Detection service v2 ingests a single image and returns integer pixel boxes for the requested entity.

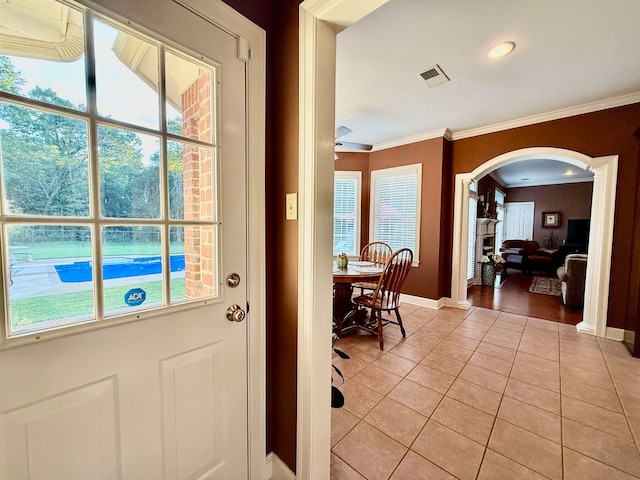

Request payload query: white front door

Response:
[504,201,535,241]
[0,2,249,479]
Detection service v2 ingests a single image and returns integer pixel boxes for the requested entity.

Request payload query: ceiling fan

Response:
[334,126,373,154]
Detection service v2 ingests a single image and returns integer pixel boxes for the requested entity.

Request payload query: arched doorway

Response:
[450,147,618,338]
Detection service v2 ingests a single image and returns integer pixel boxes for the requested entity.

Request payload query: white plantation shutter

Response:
[370,164,421,261]
[333,171,361,255]
[468,197,478,281]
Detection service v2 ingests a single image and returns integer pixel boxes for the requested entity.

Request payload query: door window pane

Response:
[171,225,217,304]
[0,103,90,217]
[94,18,159,129]
[0,0,87,111]
[102,226,163,317]
[6,225,94,336]
[98,124,160,219]
[165,50,214,143]
[167,140,216,221]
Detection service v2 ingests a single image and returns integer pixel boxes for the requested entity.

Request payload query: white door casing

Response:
[0,1,267,479]
[504,202,535,241]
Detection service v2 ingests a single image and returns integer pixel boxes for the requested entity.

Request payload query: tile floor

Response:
[331,304,640,479]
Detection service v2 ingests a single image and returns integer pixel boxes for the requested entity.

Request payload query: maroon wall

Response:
[452,103,640,330]
[222,0,301,471]
[505,183,593,247]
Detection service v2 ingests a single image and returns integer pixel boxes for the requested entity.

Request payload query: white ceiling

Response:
[335,0,640,187]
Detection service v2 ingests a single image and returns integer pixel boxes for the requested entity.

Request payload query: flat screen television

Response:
[567,218,590,250]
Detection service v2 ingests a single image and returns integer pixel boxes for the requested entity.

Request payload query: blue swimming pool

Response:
[54,255,185,283]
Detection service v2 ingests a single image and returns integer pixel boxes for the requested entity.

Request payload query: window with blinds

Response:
[468,196,478,281]
[370,164,422,262]
[333,171,361,255]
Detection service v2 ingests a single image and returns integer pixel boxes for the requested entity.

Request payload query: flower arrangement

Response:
[478,253,505,266]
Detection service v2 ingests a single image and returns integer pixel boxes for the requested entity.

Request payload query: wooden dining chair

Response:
[352,248,413,350]
[354,241,393,294]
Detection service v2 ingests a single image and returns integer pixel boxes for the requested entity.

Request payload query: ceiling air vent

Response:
[418,64,450,87]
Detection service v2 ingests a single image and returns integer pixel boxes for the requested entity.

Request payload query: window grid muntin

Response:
[0,0,220,339]
[333,171,361,256]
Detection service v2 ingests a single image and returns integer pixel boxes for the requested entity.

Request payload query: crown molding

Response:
[450,93,640,141]
[503,177,594,189]
[367,93,640,151]
[371,128,451,152]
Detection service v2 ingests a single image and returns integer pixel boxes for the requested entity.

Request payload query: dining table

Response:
[332,261,384,335]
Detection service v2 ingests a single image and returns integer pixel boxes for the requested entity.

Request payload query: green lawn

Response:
[12,242,185,260]
[11,278,186,326]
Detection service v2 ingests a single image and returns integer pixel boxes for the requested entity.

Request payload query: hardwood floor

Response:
[467,270,582,325]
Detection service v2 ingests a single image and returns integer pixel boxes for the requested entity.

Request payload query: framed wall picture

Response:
[542,211,560,228]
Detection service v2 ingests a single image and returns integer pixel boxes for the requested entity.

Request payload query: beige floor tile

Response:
[619,392,640,419]
[446,378,502,415]
[561,378,623,413]
[340,380,385,418]
[563,448,638,480]
[504,378,561,414]
[364,397,428,446]
[483,332,521,350]
[387,379,443,417]
[452,326,486,341]
[469,351,513,376]
[420,351,466,376]
[412,420,485,480]
[333,355,371,379]
[333,422,408,480]
[510,362,560,392]
[598,337,633,357]
[518,340,560,362]
[406,365,456,394]
[493,319,525,333]
[352,365,403,396]
[489,419,562,480]
[476,341,517,363]
[560,341,604,361]
[431,397,495,445]
[562,418,640,477]
[560,363,616,391]
[388,342,431,362]
[402,332,444,351]
[515,351,559,373]
[332,407,360,447]
[498,396,561,443]
[331,453,366,480]
[372,352,417,377]
[561,351,609,375]
[521,331,560,348]
[486,326,523,343]
[458,319,493,333]
[348,342,387,363]
[496,312,528,325]
[469,307,501,319]
[443,333,481,350]
[526,317,560,332]
[390,450,456,480]
[431,342,475,363]
[478,449,548,480]
[458,363,508,394]
[562,396,634,441]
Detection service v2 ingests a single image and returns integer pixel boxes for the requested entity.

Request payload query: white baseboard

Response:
[605,327,625,341]
[266,452,296,480]
[400,294,470,310]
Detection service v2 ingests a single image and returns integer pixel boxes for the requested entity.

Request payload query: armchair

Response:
[500,240,558,274]
[557,254,588,307]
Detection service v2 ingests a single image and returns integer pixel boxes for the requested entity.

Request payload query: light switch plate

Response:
[286,193,298,220]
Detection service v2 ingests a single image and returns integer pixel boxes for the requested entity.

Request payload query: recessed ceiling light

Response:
[487,41,516,59]
[520,177,530,181]
[564,169,575,176]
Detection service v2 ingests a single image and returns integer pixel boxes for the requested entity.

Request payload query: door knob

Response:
[226,304,246,322]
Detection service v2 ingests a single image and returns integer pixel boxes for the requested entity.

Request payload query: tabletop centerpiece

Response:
[336,252,349,268]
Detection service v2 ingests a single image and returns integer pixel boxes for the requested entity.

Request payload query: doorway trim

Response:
[450,147,618,338]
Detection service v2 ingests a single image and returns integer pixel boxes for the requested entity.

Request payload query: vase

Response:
[336,254,348,268]
[481,263,496,286]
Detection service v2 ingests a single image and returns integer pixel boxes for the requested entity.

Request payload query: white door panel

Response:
[0,2,248,479]
[504,202,535,242]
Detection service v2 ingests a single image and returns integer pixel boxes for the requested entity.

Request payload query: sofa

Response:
[556,254,588,307]
[499,240,558,274]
